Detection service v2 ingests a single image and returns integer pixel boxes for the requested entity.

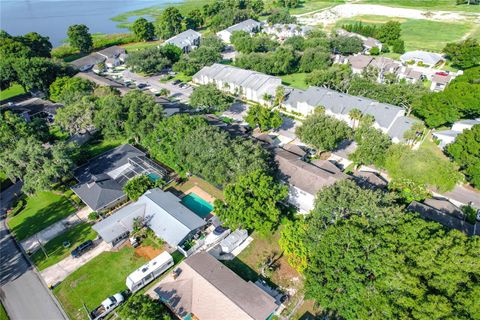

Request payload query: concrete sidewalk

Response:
[21,206,93,253]
[40,240,110,287]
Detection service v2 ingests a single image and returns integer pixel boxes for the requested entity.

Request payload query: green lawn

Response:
[0,302,8,320]
[0,84,25,101]
[281,73,309,90]
[31,222,97,270]
[122,40,163,52]
[289,0,344,14]
[336,15,474,52]
[358,0,480,12]
[7,191,76,241]
[53,247,148,320]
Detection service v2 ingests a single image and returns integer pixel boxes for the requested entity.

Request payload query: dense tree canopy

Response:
[280,180,480,320]
[49,76,95,103]
[189,84,233,112]
[155,7,183,39]
[0,30,52,58]
[329,35,363,55]
[267,9,297,24]
[296,108,352,152]
[55,96,96,134]
[173,46,222,76]
[235,46,299,75]
[119,295,172,320]
[446,124,480,187]
[231,31,278,53]
[0,112,73,194]
[123,175,156,201]
[185,9,204,30]
[214,170,288,234]
[299,47,332,72]
[67,24,93,53]
[126,45,182,75]
[245,105,283,131]
[349,124,392,167]
[443,38,480,69]
[132,18,155,41]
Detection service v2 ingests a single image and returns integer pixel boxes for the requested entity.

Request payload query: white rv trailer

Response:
[126,251,174,292]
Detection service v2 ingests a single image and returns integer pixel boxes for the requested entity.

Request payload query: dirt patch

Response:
[135,245,163,260]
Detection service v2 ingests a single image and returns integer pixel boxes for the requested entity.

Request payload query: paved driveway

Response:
[122,70,193,103]
[0,183,67,320]
[40,240,110,287]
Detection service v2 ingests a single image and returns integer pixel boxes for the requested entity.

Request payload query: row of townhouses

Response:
[193,63,416,143]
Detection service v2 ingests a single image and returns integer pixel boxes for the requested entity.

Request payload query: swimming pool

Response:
[181,193,213,219]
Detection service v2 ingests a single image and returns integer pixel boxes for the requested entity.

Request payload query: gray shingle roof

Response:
[185,252,278,320]
[92,189,207,247]
[224,19,261,33]
[400,51,443,65]
[70,53,105,69]
[387,116,418,141]
[275,148,348,195]
[97,45,126,59]
[164,29,201,49]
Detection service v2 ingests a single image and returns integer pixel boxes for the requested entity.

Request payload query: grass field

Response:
[122,40,163,51]
[281,73,309,90]
[53,247,148,320]
[111,0,211,29]
[289,0,344,14]
[358,0,480,12]
[0,84,25,101]
[7,191,76,241]
[31,223,97,271]
[336,15,474,52]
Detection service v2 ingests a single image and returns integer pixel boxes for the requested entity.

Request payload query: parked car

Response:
[71,240,94,258]
[89,292,125,320]
[435,71,449,76]
[172,80,181,85]
[137,83,148,89]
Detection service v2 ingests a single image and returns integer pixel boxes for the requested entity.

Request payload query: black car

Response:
[172,80,181,85]
[71,240,94,258]
[137,83,147,89]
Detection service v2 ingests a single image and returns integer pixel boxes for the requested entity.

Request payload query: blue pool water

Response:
[181,193,213,219]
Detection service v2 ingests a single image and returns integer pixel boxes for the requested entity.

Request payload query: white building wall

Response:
[287,185,315,214]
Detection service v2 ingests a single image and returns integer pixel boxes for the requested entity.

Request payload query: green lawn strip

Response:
[7,191,76,241]
[111,0,211,29]
[289,0,345,15]
[280,72,309,90]
[336,15,473,52]
[0,302,8,320]
[30,222,97,271]
[53,247,148,320]
[122,40,163,51]
[0,84,26,101]
[358,0,480,12]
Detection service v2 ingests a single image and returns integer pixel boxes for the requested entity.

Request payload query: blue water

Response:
[181,193,213,219]
[0,0,183,47]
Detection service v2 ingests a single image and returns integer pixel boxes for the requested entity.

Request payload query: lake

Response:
[0,0,183,47]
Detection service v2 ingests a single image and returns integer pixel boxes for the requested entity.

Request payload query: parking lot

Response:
[121,70,194,103]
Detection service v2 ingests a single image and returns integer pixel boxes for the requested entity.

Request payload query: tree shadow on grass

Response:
[10,197,76,241]
[222,257,279,290]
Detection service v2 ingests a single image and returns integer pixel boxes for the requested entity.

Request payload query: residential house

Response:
[151,252,279,320]
[216,19,262,43]
[336,29,382,53]
[71,144,170,211]
[397,66,423,84]
[192,63,282,104]
[92,188,207,247]
[70,45,126,71]
[282,86,416,142]
[430,73,452,91]
[275,148,349,213]
[75,72,131,95]
[348,54,374,74]
[400,50,444,66]
[408,198,479,236]
[263,24,313,40]
[433,119,480,149]
[1,97,61,123]
[348,54,401,79]
[164,29,201,53]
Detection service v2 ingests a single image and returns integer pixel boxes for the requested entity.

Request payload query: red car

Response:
[435,71,449,76]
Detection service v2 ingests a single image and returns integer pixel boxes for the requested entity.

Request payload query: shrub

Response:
[9,199,25,216]
[70,194,82,206]
[462,205,477,225]
[88,211,99,221]
[369,47,380,55]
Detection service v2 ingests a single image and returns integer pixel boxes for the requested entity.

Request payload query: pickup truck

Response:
[89,293,124,320]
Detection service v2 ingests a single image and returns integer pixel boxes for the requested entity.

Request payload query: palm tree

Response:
[348,108,362,129]
[359,114,375,127]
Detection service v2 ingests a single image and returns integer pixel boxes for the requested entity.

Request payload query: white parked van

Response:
[126,251,174,292]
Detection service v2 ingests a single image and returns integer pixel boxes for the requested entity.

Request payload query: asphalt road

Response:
[0,183,67,320]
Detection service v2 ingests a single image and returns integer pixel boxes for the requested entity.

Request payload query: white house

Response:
[275,148,349,213]
[70,45,126,71]
[430,73,452,92]
[164,29,201,53]
[263,24,313,40]
[192,63,282,104]
[216,19,262,43]
[400,50,444,66]
[283,86,417,143]
[433,119,480,149]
